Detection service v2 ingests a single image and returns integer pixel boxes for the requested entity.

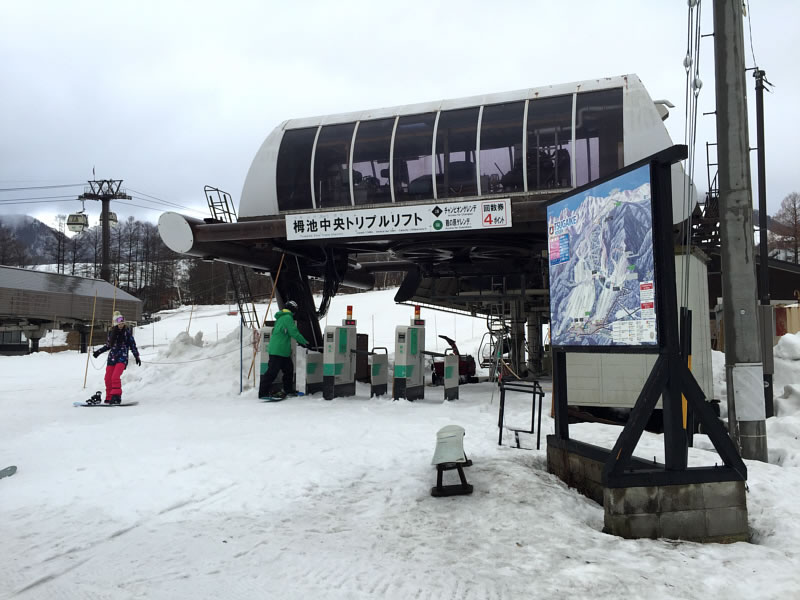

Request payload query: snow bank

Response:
[776,384,800,416]
[774,332,800,360]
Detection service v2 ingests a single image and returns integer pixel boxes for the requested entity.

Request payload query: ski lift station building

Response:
[0,266,142,354]
[159,73,711,404]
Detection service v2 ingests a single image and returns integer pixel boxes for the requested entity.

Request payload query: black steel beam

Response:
[602,355,669,481]
[553,350,569,440]
[680,363,748,478]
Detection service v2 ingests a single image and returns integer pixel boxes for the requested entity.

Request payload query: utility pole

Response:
[712,0,768,461]
[78,180,131,282]
[754,69,774,418]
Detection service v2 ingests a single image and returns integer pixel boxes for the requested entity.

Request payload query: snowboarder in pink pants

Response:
[92,311,141,404]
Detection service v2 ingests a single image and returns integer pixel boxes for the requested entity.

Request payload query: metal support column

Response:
[100,197,111,282]
[754,68,774,418]
[526,311,542,375]
[510,299,526,378]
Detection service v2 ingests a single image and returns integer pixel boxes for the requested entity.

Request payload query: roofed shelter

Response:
[0,266,142,354]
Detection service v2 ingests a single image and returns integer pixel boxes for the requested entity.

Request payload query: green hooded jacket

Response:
[268,309,309,357]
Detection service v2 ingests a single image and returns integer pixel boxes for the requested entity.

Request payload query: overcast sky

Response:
[1,0,797,228]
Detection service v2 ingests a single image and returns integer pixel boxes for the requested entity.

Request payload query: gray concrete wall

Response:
[547,441,606,505]
[604,481,749,543]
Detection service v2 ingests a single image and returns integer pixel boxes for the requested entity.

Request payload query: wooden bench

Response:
[430,425,473,497]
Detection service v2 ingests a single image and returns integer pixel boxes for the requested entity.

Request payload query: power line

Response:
[745,0,758,68]
[129,194,187,209]
[129,194,207,215]
[126,187,172,203]
[0,195,78,204]
[115,199,173,212]
[127,187,207,214]
[0,183,84,192]
[0,182,208,217]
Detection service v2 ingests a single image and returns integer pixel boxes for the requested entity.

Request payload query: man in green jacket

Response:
[258,300,310,399]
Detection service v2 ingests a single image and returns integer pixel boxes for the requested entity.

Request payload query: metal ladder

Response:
[483,277,510,381]
[487,306,509,382]
[204,186,260,330]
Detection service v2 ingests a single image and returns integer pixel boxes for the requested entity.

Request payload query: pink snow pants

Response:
[104,363,127,400]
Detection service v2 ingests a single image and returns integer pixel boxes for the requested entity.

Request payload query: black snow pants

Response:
[258,355,294,397]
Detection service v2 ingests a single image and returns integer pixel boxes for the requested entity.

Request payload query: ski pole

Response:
[83,290,98,389]
[248,252,286,381]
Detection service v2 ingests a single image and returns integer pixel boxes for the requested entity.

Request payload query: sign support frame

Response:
[549,145,747,488]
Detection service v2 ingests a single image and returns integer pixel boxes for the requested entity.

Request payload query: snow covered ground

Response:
[2,289,800,599]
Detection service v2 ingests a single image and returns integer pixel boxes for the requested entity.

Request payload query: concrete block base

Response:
[547,436,749,543]
[604,482,749,543]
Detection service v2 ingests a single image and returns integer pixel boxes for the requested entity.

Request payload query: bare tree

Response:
[773,192,800,263]
[68,232,85,275]
[44,215,68,273]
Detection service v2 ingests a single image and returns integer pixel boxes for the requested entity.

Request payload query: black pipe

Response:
[754,69,774,418]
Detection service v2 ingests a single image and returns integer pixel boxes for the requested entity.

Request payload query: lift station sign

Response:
[546,165,658,348]
[285,199,511,240]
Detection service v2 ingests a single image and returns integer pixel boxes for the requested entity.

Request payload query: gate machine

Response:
[442,354,459,401]
[369,347,389,397]
[322,305,357,400]
[393,305,426,401]
[296,346,324,395]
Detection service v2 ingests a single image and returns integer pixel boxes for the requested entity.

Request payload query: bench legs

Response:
[431,462,473,497]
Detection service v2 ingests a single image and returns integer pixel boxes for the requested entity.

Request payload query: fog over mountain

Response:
[0,214,60,264]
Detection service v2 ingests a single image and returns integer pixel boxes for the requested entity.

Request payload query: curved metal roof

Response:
[280,74,638,129]
[0,266,142,326]
[238,74,678,220]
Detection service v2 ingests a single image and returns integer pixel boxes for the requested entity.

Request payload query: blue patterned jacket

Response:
[96,327,139,366]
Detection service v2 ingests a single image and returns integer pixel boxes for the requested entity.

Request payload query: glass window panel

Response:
[276,128,316,211]
[575,89,624,187]
[435,108,479,199]
[352,118,394,206]
[392,113,436,202]
[314,123,356,208]
[479,102,525,195]
[526,95,573,191]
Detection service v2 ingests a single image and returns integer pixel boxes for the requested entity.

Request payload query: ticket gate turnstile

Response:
[370,347,389,397]
[393,307,426,401]
[322,307,357,399]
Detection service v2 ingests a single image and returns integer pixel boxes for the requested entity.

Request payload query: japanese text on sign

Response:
[285,199,512,240]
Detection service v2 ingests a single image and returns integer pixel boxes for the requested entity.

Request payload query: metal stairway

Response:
[205,186,260,330]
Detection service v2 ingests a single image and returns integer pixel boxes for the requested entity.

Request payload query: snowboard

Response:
[74,401,139,407]
[260,391,303,403]
[0,466,17,480]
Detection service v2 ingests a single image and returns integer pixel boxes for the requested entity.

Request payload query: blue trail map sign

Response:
[547,164,658,348]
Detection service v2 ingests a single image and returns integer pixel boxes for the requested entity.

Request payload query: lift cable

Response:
[680,0,703,312]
